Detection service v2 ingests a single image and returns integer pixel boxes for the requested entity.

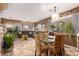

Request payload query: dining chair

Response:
[50,35,65,56]
[44,32,48,40]
[34,34,41,56]
[39,32,49,55]
[49,32,54,36]
[39,33,45,40]
[34,33,48,56]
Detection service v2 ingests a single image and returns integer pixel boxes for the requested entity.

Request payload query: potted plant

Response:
[14,26,19,36]
[2,32,15,55]
[63,21,74,34]
[63,21,74,42]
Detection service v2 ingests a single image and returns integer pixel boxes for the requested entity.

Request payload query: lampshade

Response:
[51,6,59,23]
[51,13,59,20]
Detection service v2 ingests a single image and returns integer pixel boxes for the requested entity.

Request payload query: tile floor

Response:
[13,38,35,56]
[1,37,79,56]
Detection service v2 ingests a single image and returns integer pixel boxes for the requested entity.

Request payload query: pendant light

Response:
[51,6,59,20]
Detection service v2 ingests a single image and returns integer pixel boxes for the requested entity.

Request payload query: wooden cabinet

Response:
[0,3,7,10]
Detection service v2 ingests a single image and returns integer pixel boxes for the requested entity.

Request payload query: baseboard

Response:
[64,44,78,50]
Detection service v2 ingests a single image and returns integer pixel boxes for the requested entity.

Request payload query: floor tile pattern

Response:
[1,38,79,56]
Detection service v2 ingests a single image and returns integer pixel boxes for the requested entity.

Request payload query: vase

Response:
[1,44,14,56]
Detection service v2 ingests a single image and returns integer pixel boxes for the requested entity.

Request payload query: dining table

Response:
[40,35,55,56]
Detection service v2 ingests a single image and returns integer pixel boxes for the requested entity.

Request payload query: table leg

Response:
[48,44,51,56]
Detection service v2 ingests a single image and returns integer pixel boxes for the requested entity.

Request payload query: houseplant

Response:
[13,26,20,37]
[2,32,16,55]
[2,28,16,55]
[63,21,74,34]
[62,21,74,44]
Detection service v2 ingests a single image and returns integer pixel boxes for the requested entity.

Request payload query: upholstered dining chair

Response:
[50,35,65,56]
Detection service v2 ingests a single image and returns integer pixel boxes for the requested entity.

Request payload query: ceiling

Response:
[1,3,79,22]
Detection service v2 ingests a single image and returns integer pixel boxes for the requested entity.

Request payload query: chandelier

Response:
[51,6,59,20]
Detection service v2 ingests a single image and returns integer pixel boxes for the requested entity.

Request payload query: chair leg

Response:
[35,50,36,56]
[35,50,41,56]
[60,48,65,56]
[62,48,65,55]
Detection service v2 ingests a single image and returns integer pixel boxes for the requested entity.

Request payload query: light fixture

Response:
[22,20,26,22]
[51,6,59,20]
[59,22,64,25]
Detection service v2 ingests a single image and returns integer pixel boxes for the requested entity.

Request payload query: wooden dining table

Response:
[40,36,55,56]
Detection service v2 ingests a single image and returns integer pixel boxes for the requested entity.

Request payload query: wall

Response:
[0,18,35,32]
[72,13,79,34]
[35,17,51,31]
[51,14,79,47]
